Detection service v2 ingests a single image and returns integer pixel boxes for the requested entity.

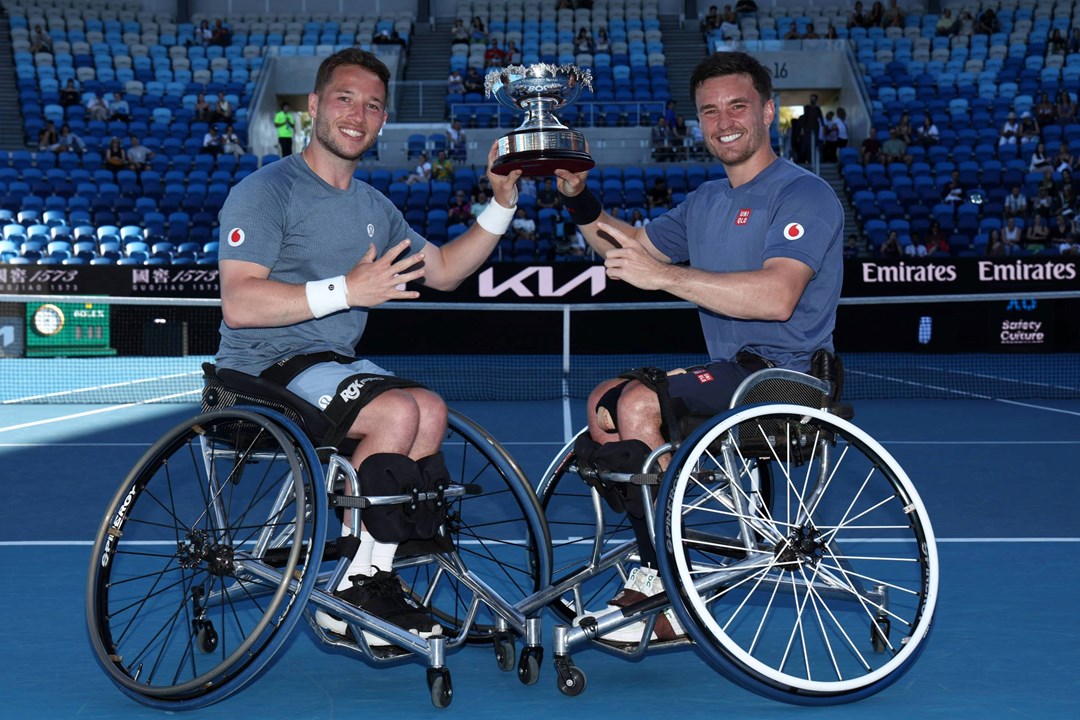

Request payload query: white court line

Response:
[0,391,196,434]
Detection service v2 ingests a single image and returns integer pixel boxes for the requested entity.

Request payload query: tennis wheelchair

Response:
[85,363,553,709]
[534,352,939,704]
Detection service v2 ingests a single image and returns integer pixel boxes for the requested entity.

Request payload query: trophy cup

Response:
[485,64,595,176]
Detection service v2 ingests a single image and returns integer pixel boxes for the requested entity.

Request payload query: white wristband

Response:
[305,275,348,318]
[475,199,517,235]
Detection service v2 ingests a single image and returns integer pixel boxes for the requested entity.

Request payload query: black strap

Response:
[258,351,356,387]
[735,350,777,374]
[617,366,685,445]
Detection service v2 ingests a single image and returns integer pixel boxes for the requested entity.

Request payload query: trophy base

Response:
[491,149,595,177]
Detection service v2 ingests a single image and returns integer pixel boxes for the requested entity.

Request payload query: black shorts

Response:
[664,361,753,419]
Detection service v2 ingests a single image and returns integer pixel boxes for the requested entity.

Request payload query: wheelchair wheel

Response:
[657,404,938,704]
[395,409,552,644]
[535,431,641,626]
[86,408,327,709]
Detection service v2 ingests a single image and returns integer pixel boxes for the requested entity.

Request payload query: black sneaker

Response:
[316,570,442,646]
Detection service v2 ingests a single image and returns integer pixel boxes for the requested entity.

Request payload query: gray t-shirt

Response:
[215,153,425,375]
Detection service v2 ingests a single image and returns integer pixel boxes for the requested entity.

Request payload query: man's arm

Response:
[416,142,522,290]
[219,240,426,329]
[597,222,814,321]
[552,166,670,262]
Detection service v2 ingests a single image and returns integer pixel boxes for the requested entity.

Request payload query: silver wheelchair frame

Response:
[86,365,938,708]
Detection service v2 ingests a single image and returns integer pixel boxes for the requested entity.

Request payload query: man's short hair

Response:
[314,48,391,98]
[690,51,773,105]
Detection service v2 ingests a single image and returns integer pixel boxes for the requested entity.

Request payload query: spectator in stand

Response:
[463,67,484,95]
[37,120,58,152]
[850,1,871,29]
[975,8,1000,35]
[511,207,537,253]
[916,112,939,148]
[1055,90,1076,125]
[1030,141,1053,177]
[843,233,862,259]
[881,128,910,165]
[470,189,491,220]
[924,220,950,255]
[801,94,824,160]
[1019,112,1040,149]
[213,94,234,124]
[1070,27,1080,55]
[868,1,886,27]
[194,92,212,122]
[783,22,801,40]
[504,40,522,65]
[1002,216,1023,255]
[803,23,821,40]
[401,152,432,186]
[55,124,87,156]
[431,150,454,182]
[955,11,975,36]
[861,132,883,164]
[998,111,1020,148]
[469,16,487,45]
[935,9,957,36]
[86,93,109,122]
[59,79,81,108]
[1033,186,1055,218]
[646,177,673,209]
[672,114,690,159]
[108,91,130,122]
[942,172,965,207]
[447,68,465,98]
[984,229,1005,256]
[104,136,128,176]
[630,208,650,227]
[824,24,840,39]
[1025,213,1049,251]
[447,190,472,224]
[210,19,233,47]
[1054,143,1076,174]
[834,108,848,154]
[663,99,678,128]
[595,27,611,53]
[221,125,244,158]
[821,111,840,162]
[275,101,295,156]
[1035,92,1057,128]
[879,230,902,257]
[30,24,52,54]
[883,0,905,28]
[734,0,758,20]
[1004,185,1029,218]
[893,111,914,145]
[650,116,676,161]
[905,233,928,256]
[196,19,213,46]
[202,125,224,157]
[126,135,154,171]
[701,5,722,38]
[575,28,594,54]
[1047,28,1068,55]
[446,118,467,163]
[1048,213,1074,251]
[450,19,470,48]
[536,178,559,211]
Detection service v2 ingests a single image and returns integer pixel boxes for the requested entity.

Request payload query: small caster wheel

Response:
[517,645,543,686]
[557,665,586,697]
[871,614,891,654]
[197,622,218,654]
[494,634,516,672]
[427,667,453,709]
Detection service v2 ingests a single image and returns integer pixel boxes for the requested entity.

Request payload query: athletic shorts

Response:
[285,359,395,411]
[664,361,753,419]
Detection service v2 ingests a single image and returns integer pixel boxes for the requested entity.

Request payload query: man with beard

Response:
[214,49,522,647]
[551,51,843,643]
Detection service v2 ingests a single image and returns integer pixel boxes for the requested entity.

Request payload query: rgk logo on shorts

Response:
[735,208,752,226]
[339,376,383,402]
[692,369,714,383]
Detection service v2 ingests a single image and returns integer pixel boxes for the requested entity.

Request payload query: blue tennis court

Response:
[1,391,1078,719]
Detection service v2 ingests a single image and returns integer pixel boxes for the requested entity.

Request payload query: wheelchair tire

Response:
[86,408,327,709]
[535,431,642,626]
[394,409,552,645]
[656,403,938,704]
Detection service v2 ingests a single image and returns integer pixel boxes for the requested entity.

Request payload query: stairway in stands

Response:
[398,20,452,123]
[658,15,706,124]
[0,7,26,149]
[818,162,859,240]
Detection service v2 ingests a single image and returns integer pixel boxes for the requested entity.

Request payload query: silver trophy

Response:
[485,64,595,176]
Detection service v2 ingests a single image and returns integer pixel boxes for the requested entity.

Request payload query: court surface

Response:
[1,397,1078,719]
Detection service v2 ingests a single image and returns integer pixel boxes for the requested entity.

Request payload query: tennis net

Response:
[1,292,1077,404]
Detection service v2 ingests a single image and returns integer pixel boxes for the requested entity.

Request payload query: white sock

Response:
[337,528,377,592]
[371,540,398,575]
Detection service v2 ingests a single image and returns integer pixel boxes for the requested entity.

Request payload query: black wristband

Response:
[560,187,603,225]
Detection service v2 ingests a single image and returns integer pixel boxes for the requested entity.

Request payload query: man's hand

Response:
[599,222,670,291]
[485,141,522,208]
[552,143,592,198]
[344,239,425,307]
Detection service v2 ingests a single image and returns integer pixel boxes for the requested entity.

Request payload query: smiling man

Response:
[214,49,522,646]
[552,51,844,643]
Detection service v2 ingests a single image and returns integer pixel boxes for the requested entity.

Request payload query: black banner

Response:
[1,257,1077,301]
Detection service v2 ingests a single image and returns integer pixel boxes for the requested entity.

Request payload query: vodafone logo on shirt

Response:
[227,228,245,247]
[783,222,805,240]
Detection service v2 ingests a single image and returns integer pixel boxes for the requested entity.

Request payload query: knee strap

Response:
[415,452,450,539]
[594,380,631,434]
[358,453,425,543]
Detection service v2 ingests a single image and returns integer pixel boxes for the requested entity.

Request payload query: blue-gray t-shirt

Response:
[645,158,844,370]
[215,153,425,375]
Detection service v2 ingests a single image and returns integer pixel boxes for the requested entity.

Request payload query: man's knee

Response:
[615,381,660,428]
[350,389,420,437]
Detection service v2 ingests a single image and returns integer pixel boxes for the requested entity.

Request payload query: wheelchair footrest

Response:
[261,535,360,567]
